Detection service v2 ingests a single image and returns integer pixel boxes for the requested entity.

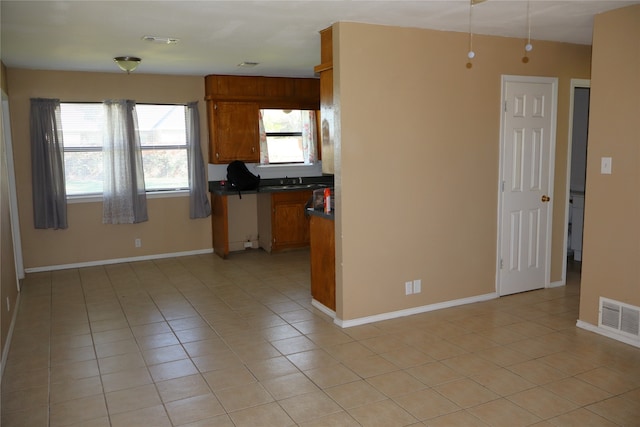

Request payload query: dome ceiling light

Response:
[113,56,141,74]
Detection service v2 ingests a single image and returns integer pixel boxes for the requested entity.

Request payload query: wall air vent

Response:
[599,297,640,339]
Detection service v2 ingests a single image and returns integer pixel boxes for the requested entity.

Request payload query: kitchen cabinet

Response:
[310,214,335,311]
[207,101,259,164]
[258,190,312,253]
[205,74,320,164]
[315,26,335,175]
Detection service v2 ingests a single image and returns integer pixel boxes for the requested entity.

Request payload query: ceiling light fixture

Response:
[522,0,533,63]
[113,56,141,74]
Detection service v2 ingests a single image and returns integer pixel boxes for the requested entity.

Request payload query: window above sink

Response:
[260,109,317,166]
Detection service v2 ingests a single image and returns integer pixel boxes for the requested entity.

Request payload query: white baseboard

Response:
[1,291,21,384]
[311,299,336,318]
[576,319,640,349]
[334,292,497,328]
[24,248,214,273]
[548,280,565,288]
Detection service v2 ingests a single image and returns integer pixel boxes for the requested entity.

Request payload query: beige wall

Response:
[7,69,212,270]
[333,23,591,321]
[579,6,640,325]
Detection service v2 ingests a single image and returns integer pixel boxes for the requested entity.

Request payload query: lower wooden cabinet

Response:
[310,215,336,311]
[258,190,312,253]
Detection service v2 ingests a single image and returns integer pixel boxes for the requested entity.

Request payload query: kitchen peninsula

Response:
[208,176,333,258]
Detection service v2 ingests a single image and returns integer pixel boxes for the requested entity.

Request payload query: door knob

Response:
[541,195,551,202]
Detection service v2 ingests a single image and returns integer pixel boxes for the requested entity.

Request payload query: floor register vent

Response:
[599,297,640,339]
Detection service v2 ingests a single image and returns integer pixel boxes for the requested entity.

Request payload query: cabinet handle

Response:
[216,152,219,159]
[252,146,256,153]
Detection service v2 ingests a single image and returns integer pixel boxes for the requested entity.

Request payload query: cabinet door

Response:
[319,69,334,174]
[209,101,259,163]
[272,191,311,251]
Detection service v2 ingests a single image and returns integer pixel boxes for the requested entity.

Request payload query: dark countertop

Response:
[209,175,334,196]
[306,208,334,220]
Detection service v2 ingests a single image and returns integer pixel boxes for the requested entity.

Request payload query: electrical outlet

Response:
[601,157,612,174]
[413,279,422,294]
[135,238,142,248]
[405,281,413,295]
[244,241,253,249]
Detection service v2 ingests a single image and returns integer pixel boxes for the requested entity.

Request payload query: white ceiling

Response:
[1,1,638,78]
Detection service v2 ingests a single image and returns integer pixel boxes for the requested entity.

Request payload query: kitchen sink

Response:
[260,183,329,192]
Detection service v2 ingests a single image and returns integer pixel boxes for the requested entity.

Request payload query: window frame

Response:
[261,109,306,165]
[60,102,191,200]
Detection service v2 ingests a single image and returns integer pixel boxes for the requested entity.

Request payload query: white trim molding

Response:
[335,292,497,328]
[24,248,214,273]
[577,319,640,349]
[1,292,21,382]
[548,280,565,288]
[311,299,336,319]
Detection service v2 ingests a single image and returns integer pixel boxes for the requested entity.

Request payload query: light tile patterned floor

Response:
[2,251,639,426]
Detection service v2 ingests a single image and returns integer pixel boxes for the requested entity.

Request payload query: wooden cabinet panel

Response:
[315,26,334,175]
[273,202,309,249]
[319,69,334,174]
[205,75,320,110]
[208,101,259,164]
[271,191,312,252]
[310,215,335,311]
[258,191,312,253]
[319,26,333,65]
[211,193,229,258]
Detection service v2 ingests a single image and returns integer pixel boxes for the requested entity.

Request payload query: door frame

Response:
[496,75,558,296]
[561,79,591,284]
[1,91,24,283]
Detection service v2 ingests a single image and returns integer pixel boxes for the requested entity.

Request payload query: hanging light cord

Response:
[525,0,533,51]
[467,1,475,58]
[528,1,531,44]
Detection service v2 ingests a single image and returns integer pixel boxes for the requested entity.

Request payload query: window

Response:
[261,109,305,164]
[60,103,189,196]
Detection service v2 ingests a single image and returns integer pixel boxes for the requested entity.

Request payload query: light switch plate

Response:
[601,157,612,174]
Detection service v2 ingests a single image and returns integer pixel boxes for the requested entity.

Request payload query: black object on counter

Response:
[227,161,260,198]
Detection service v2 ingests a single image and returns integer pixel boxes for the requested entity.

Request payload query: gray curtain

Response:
[186,102,211,219]
[30,98,68,229]
[102,100,148,224]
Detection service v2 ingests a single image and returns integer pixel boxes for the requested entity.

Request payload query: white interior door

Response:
[498,76,557,296]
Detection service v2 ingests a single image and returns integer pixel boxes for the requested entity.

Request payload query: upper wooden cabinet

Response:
[208,101,259,163]
[314,27,335,175]
[205,75,320,164]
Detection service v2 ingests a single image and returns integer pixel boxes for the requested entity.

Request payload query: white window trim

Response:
[67,190,189,204]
